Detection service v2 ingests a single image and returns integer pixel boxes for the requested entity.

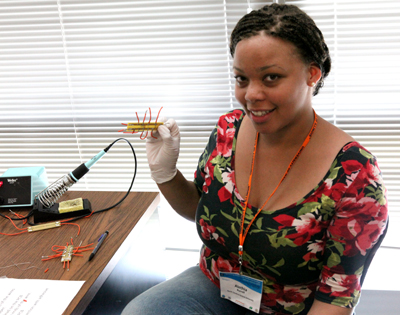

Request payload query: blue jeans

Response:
[121,266,251,315]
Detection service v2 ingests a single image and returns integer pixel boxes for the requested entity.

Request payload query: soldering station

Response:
[0,137,138,227]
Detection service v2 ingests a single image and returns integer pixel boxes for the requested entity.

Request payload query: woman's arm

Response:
[146,118,200,221]
[157,170,200,222]
[308,300,353,315]
[310,144,388,315]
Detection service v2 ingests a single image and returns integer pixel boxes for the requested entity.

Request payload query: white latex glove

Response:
[146,118,180,184]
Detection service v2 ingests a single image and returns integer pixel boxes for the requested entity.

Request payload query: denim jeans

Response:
[121,266,251,315]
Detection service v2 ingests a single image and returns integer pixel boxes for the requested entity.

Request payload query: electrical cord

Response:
[60,137,137,223]
[0,210,32,221]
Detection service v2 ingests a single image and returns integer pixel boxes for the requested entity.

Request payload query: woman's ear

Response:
[308,63,322,87]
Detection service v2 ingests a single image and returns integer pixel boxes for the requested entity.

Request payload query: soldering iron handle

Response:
[70,149,108,181]
[70,163,89,182]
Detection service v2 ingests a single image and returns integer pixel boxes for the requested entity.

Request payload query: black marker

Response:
[88,230,109,261]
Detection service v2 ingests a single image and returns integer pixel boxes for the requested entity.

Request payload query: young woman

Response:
[122,4,388,315]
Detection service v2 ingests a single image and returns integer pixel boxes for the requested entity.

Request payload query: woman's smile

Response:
[249,108,276,123]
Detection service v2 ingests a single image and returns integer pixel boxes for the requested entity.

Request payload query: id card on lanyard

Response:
[220,272,263,314]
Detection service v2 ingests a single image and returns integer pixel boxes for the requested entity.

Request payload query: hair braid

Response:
[230,4,331,96]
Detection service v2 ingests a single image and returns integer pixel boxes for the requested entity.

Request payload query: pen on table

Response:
[88,230,109,262]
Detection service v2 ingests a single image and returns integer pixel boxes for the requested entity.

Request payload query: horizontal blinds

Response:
[0,1,83,189]
[332,0,400,214]
[0,0,237,192]
[0,0,398,213]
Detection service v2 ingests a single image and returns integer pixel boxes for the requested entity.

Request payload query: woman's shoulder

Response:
[340,141,375,159]
[312,116,355,157]
[316,117,376,163]
[317,117,354,143]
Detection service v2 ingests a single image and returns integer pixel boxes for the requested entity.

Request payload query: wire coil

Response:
[36,174,75,208]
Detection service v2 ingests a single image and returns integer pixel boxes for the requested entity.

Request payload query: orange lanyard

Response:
[238,110,318,273]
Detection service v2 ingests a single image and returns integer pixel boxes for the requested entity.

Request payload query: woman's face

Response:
[233,34,320,136]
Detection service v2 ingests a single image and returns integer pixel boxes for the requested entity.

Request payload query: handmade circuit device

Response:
[0,167,49,208]
[42,238,94,270]
[119,107,165,139]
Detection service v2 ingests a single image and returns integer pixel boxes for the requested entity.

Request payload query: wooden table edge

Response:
[66,192,160,315]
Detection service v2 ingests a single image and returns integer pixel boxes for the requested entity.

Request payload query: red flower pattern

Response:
[319,266,361,297]
[274,213,328,246]
[199,219,225,246]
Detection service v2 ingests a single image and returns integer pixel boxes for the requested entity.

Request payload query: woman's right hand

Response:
[146,118,180,184]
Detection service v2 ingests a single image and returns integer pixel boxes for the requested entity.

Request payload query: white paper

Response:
[0,278,84,315]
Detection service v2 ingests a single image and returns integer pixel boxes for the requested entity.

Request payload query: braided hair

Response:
[230,4,331,96]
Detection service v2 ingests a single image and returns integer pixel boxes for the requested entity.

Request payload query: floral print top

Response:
[194,109,388,315]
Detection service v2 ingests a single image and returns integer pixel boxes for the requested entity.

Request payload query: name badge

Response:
[219,272,263,313]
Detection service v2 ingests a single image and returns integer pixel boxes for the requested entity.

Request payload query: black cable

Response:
[0,209,34,221]
[61,137,137,223]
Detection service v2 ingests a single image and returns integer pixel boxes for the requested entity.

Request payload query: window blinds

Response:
[0,0,235,192]
[0,0,398,214]
[299,0,400,215]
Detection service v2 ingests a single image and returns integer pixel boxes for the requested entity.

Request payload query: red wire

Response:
[77,243,94,249]
[140,109,149,140]
[60,222,81,236]
[0,231,28,236]
[0,214,29,235]
[4,215,27,231]
[151,107,163,139]
[10,211,27,225]
[148,107,152,122]
[155,106,163,123]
